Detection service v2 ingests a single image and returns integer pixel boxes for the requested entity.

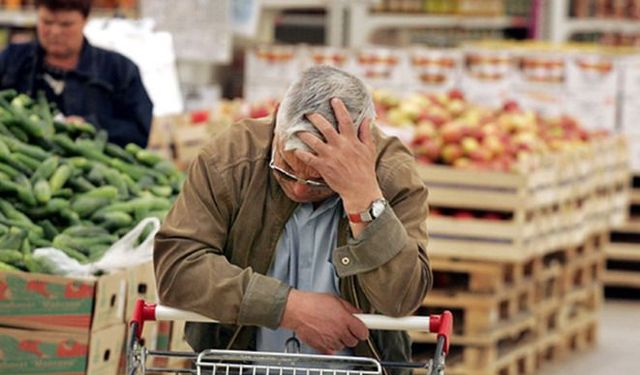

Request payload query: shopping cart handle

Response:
[131,299,452,353]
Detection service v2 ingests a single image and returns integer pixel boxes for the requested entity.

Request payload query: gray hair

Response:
[275,65,376,152]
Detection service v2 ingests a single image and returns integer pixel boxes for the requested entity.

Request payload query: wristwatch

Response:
[348,198,387,223]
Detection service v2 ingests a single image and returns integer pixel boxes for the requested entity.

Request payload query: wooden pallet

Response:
[604,243,640,289]
[421,135,629,262]
[430,257,536,294]
[535,311,599,370]
[412,315,538,375]
[422,281,535,336]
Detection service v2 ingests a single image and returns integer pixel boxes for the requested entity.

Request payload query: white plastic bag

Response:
[33,217,161,277]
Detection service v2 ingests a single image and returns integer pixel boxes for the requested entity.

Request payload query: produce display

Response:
[374,89,606,172]
[0,90,183,273]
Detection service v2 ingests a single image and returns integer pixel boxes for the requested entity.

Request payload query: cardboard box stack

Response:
[0,270,127,374]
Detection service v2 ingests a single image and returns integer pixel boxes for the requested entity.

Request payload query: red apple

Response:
[448,89,465,100]
[482,212,503,220]
[502,100,520,113]
[441,124,463,143]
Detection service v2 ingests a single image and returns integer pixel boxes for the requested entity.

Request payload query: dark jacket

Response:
[0,39,153,147]
[154,117,432,375]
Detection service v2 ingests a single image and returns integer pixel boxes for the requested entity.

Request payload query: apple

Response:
[461,137,480,155]
[448,89,465,100]
[469,148,491,162]
[483,135,505,157]
[502,100,520,113]
[441,143,463,164]
[441,123,463,143]
[422,140,442,161]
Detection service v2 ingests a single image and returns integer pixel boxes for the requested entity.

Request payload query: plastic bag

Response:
[33,217,161,277]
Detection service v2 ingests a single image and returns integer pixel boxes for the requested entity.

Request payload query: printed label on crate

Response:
[512,83,567,119]
[566,54,618,94]
[406,48,461,93]
[0,327,89,374]
[565,92,617,132]
[0,271,125,333]
[350,48,408,90]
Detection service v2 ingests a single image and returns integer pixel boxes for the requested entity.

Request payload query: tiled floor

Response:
[541,300,639,375]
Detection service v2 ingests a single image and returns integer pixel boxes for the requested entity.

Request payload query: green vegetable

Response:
[33,179,52,203]
[49,164,72,192]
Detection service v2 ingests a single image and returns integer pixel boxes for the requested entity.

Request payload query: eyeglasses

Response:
[269,151,328,188]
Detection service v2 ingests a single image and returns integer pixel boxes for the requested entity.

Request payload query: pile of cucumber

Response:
[0,89,183,273]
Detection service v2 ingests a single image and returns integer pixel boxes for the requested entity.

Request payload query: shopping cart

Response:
[127,299,453,375]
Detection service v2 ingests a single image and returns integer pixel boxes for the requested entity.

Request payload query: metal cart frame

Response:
[127,299,453,375]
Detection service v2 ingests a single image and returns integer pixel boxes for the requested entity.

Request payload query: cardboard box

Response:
[125,261,158,321]
[0,323,125,375]
[148,115,181,162]
[0,270,126,333]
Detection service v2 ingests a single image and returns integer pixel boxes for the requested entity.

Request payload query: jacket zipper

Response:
[350,277,389,375]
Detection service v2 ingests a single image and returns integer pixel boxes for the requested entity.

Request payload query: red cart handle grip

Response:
[429,311,452,354]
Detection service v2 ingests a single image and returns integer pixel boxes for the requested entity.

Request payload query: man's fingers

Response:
[340,333,359,348]
[306,113,339,143]
[293,148,319,167]
[337,298,360,314]
[331,98,357,138]
[297,132,329,155]
[348,317,370,341]
[358,117,374,148]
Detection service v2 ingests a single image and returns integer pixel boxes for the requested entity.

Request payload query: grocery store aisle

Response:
[542,300,639,375]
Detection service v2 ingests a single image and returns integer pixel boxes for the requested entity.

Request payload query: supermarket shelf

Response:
[564,19,640,35]
[262,0,329,9]
[360,14,527,30]
[0,8,137,28]
[0,10,36,27]
[348,2,530,47]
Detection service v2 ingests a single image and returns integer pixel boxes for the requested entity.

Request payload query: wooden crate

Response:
[421,281,535,336]
[604,242,640,289]
[430,257,536,295]
[412,315,537,375]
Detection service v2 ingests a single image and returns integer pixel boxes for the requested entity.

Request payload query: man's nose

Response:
[292,182,312,196]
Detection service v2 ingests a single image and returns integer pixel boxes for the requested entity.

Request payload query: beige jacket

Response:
[154,117,432,365]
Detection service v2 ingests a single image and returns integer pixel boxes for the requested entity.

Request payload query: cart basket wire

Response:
[127,300,453,375]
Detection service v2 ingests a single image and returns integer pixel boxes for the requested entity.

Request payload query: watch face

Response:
[371,200,386,218]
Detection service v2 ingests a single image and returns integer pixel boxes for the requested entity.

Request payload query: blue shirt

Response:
[256,196,353,355]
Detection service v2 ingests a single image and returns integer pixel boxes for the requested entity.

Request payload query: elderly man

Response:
[154,66,431,369]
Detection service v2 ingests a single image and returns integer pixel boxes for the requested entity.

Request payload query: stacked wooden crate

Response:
[605,174,640,294]
[413,135,628,375]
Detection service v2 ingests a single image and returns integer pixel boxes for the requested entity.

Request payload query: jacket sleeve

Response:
[104,64,153,148]
[154,151,291,329]
[332,153,432,317]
